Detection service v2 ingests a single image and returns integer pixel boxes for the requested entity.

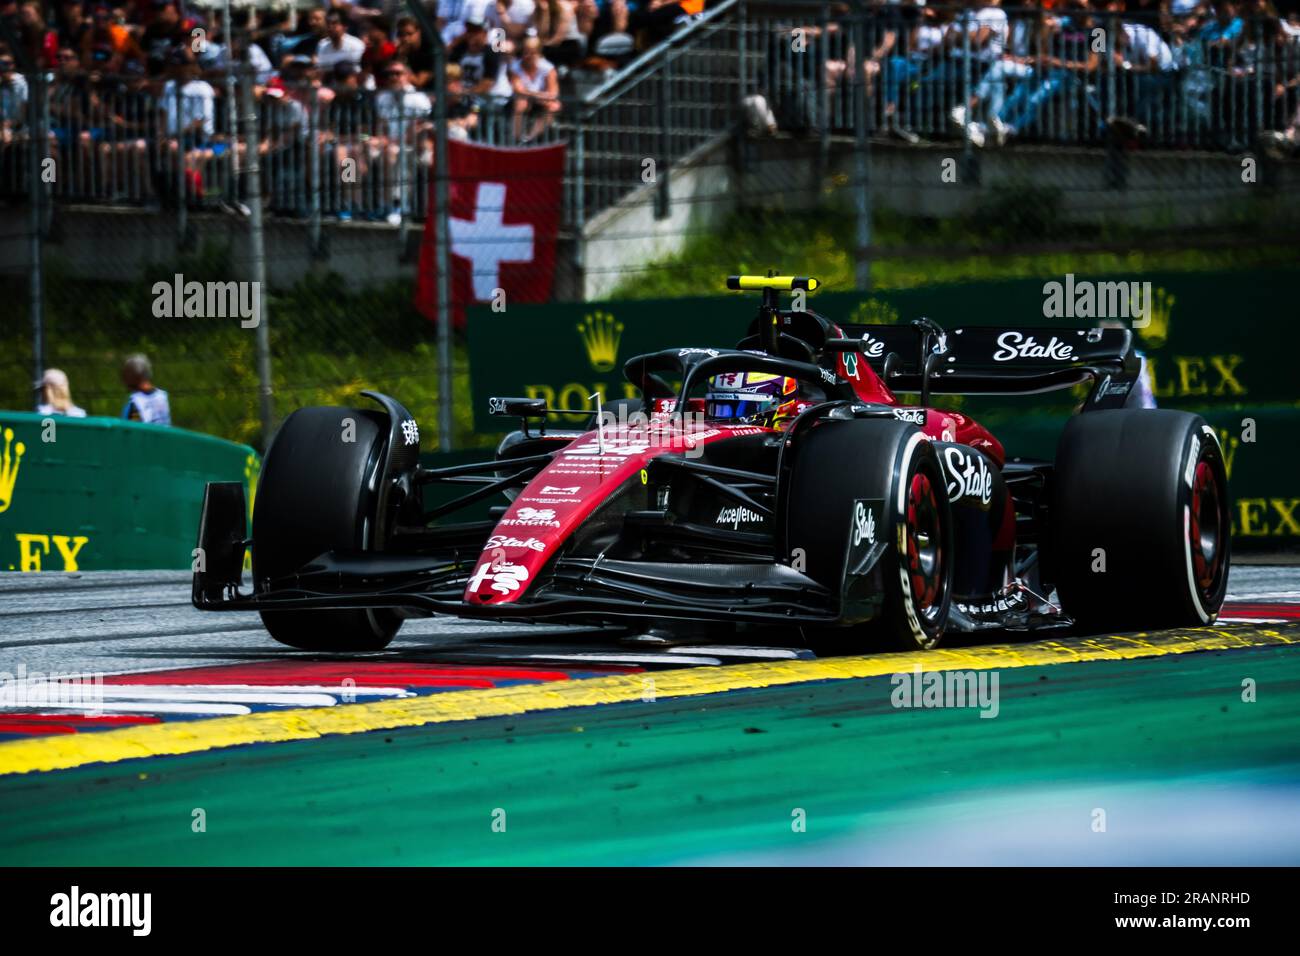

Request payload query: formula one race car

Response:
[193,274,1230,652]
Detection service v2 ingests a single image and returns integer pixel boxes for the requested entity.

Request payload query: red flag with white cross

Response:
[415,139,567,328]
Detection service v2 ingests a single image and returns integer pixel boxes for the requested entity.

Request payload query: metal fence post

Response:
[309,83,322,253]
[961,9,973,173]
[573,120,586,234]
[174,78,187,243]
[656,57,671,220]
[401,0,452,450]
[239,58,274,447]
[816,3,829,184]
[852,6,871,292]
[737,0,749,176]
[27,67,46,409]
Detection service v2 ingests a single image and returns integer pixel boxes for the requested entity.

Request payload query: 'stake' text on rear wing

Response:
[839,324,1141,402]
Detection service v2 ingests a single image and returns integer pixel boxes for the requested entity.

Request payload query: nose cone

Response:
[463,421,731,605]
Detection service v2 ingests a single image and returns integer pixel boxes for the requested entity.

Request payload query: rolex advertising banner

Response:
[0,414,258,572]
[468,268,1297,423]
[467,268,1299,543]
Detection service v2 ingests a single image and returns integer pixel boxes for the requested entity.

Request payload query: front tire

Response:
[1051,409,1230,631]
[787,419,953,651]
[253,406,402,651]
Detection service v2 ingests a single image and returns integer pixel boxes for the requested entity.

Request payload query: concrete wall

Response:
[0,205,420,291]
[4,139,1294,300]
[568,136,1299,298]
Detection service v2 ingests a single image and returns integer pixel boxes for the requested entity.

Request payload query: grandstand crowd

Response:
[747,0,1300,152]
[1,0,1298,220]
[0,0,709,216]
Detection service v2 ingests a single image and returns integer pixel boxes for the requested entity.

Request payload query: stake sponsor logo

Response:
[852,500,876,547]
[992,332,1075,363]
[485,535,546,552]
[860,332,886,357]
[943,446,993,506]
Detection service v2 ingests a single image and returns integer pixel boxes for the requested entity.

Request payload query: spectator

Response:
[57,0,91,55]
[161,50,218,201]
[498,0,539,43]
[374,60,433,224]
[94,58,155,201]
[1200,1,1245,69]
[629,0,703,48]
[140,0,186,77]
[445,62,480,140]
[396,16,436,89]
[437,0,472,45]
[48,44,102,189]
[945,0,1012,146]
[361,16,398,75]
[0,51,28,143]
[286,8,329,63]
[318,11,366,72]
[80,3,145,74]
[1114,6,1178,132]
[969,0,1111,145]
[442,0,504,46]
[17,1,59,71]
[201,20,274,85]
[510,36,560,141]
[120,353,171,425]
[36,369,88,418]
[451,14,505,99]
[538,0,587,69]
[864,0,926,143]
[326,60,374,219]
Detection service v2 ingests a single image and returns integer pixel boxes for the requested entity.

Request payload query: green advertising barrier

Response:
[468,269,1298,543]
[468,269,1298,424]
[0,412,259,572]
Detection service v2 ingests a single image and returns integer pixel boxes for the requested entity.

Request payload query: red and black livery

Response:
[193,275,1231,652]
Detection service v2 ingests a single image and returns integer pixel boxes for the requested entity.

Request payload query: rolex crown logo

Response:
[0,427,26,514]
[577,310,624,373]
[1136,286,1174,348]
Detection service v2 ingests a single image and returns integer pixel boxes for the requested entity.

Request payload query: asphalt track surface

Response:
[0,565,1297,865]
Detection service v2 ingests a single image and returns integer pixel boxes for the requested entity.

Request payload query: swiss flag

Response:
[415,139,566,328]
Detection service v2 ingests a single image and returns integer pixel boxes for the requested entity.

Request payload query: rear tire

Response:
[253,406,402,651]
[787,420,953,651]
[1051,410,1230,631]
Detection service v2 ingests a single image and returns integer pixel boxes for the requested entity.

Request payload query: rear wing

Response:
[839,323,1140,400]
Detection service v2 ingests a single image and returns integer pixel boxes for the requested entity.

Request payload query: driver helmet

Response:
[705,371,800,425]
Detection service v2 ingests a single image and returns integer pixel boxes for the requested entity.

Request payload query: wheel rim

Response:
[1189,458,1225,595]
[905,471,945,623]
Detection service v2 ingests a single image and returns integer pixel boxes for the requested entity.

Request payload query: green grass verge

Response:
[607,203,1298,299]
[0,244,485,451]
